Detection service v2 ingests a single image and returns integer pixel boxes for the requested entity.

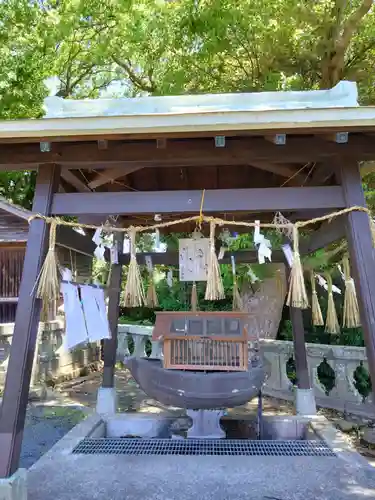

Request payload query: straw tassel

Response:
[191,282,198,311]
[124,228,146,307]
[146,275,159,309]
[342,255,360,328]
[325,273,340,334]
[286,225,309,309]
[232,281,243,311]
[35,220,61,303]
[310,271,324,326]
[205,221,225,301]
[40,298,51,322]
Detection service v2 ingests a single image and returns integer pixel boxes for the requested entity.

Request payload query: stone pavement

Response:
[25,411,375,500]
[20,404,86,469]
[28,456,375,500]
[27,422,375,500]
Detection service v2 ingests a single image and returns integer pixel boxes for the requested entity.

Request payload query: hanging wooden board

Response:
[179,238,209,282]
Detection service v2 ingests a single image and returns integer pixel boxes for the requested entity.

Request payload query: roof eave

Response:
[1,106,375,140]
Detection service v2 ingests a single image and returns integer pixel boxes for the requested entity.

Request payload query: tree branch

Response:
[321,0,373,87]
[112,55,156,93]
[332,0,373,64]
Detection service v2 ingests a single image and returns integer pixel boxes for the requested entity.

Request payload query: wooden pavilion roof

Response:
[0,81,374,233]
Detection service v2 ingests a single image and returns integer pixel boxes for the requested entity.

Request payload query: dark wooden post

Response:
[96,232,124,415]
[0,164,61,478]
[340,160,375,398]
[284,255,315,414]
[290,307,310,390]
[102,232,124,389]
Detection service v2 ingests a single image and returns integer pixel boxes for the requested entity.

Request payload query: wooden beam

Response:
[157,138,167,149]
[117,249,285,266]
[1,135,375,171]
[77,215,109,226]
[319,132,348,144]
[51,186,346,216]
[98,140,108,150]
[56,225,97,257]
[299,217,346,255]
[264,134,286,145]
[339,159,375,402]
[0,164,61,477]
[61,169,91,192]
[88,165,144,189]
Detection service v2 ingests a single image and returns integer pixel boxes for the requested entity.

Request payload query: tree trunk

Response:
[320,0,373,89]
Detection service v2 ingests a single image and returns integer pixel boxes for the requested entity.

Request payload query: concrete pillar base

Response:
[187,410,225,439]
[96,387,117,415]
[295,388,317,416]
[28,384,47,402]
[0,469,27,500]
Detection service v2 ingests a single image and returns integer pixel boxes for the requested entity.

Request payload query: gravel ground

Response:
[20,405,86,469]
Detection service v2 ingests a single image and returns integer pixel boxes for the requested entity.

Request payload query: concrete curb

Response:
[311,415,373,469]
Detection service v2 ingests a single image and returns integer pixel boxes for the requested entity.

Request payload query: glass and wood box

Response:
[152,311,255,372]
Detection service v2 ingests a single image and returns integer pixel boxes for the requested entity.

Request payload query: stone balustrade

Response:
[2,321,374,418]
[118,324,161,359]
[117,324,375,418]
[260,339,374,417]
[0,319,100,388]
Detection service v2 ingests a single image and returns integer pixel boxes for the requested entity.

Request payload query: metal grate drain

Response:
[72,438,336,457]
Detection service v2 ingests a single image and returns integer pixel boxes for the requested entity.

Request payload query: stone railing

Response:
[260,339,374,417]
[0,319,100,388]
[117,324,375,418]
[118,324,161,359]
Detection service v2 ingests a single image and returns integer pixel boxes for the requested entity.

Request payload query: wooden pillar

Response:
[102,232,124,388]
[290,307,310,389]
[340,159,375,397]
[0,164,60,478]
[283,251,311,390]
[284,254,315,414]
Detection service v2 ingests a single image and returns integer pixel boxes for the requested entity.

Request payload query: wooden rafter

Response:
[88,165,145,189]
[249,160,305,184]
[299,217,345,255]
[307,163,334,185]
[61,169,92,192]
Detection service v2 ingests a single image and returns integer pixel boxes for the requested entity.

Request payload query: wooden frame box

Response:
[153,311,253,372]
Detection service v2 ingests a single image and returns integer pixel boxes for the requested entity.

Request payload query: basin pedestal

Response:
[186,410,226,439]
